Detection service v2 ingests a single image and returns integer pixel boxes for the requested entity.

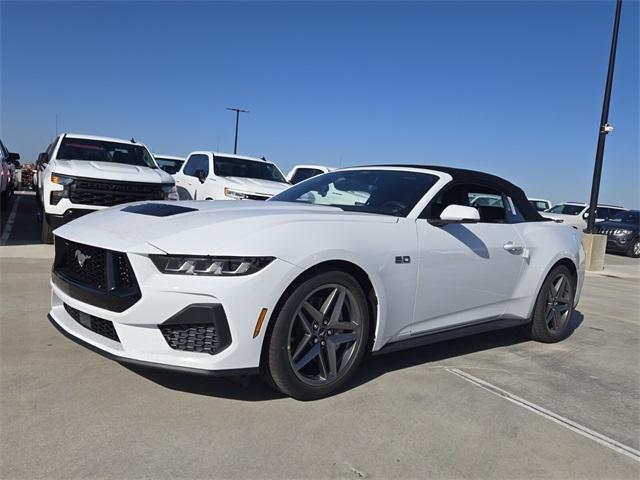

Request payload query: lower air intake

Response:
[159,324,224,355]
[64,304,120,342]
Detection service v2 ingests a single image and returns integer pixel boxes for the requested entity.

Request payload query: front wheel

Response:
[626,239,640,258]
[524,265,576,343]
[263,270,370,400]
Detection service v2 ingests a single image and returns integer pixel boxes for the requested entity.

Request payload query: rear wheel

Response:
[627,239,640,258]
[264,270,369,400]
[41,215,53,244]
[524,265,575,343]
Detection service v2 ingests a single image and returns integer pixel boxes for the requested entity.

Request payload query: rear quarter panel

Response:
[507,221,584,319]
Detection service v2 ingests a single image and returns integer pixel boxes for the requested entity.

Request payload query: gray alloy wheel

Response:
[524,264,575,343]
[543,273,572,333]
[287,284,364,386]
[264,270,370,400]
[628,239,640,258]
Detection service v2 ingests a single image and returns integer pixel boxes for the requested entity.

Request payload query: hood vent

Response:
[122,203,198,217]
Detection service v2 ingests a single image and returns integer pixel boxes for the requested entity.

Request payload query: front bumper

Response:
[49,250,303,373]
[605,236,635,253]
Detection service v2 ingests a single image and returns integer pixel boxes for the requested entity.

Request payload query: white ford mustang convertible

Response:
[49,165,585,399]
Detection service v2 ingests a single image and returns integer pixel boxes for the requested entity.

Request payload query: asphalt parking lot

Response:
[1,192,639,479]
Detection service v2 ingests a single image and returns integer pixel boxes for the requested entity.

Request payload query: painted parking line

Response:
[446,367,640,462]
[0,195,21,245]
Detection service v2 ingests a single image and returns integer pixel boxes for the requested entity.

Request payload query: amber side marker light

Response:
[253,308,268,338]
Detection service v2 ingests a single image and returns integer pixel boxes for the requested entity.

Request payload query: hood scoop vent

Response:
[122,203,198,217]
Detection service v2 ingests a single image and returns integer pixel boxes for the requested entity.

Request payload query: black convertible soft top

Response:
[367,164,547,222]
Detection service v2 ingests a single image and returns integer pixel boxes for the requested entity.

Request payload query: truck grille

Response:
[64,304,120,342]
[69,177,165,207]
[245,193,270,201]
[53,238,141,311]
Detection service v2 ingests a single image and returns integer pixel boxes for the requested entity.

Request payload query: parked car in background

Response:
[174,151,289,200]
[154,155,185,175]
[286,165,335,184]
[541,202,625,230]
[528,198,552,212]
[48,165,584,400]
[0,139,20,209]
[593,210,640,258]
[37,133,177,243]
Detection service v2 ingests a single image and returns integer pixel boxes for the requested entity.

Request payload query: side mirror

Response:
[37,152,49,166]
[582,211,590,219]
[197,170,207,183]
[8,152,20,162]
[430,205,480,226]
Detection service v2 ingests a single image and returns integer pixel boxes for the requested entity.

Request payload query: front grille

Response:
[69,177,165,207]
[64,304,120,342]
[53,238,141,311]
[159,324,225,355]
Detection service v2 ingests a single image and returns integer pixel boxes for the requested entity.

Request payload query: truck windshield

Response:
[56,138,157,169]
[547,204,584,215]
[213,156,287,183]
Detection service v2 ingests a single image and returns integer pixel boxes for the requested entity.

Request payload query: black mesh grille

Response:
[69,178,165,207]
[53,238,141,311]
[64,304,120,342]
[159,324,225,355]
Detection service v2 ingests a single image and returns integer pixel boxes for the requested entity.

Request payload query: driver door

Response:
[176,154,208,200]
[411,184,527,334]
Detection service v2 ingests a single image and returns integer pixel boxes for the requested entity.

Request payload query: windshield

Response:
[608,210,639,224]
[270,169,439,217]
[547,204,584,215]
[213,156,287,183]
[155,157,184,174]
[56,138,157,169]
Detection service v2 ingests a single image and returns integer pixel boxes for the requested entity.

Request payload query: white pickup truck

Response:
[174,151,289,200]
[37,133,177,243]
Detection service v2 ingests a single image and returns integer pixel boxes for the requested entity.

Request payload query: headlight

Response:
[149,255,275,276]
[613,229,632,236]
[162,184,178,201]
[224,187,249,200]
[51,173,74,186]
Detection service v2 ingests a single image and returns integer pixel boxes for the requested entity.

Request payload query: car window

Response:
[529,200,548,211]
[213,156,287,183]
[608,211,639,224]
[183,154,209,178]
[547,204,584,215]
[291,168,324,184]
[156,157,184,175]
[271,169,439,217]
[425,183,525,224]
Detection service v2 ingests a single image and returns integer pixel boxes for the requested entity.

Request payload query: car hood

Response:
[218,176,289,196]
[540,212,582,222]
[54,200,398,254]
[50,159,174,184]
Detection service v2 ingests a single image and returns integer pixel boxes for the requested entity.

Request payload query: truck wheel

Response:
[41,216,53,244]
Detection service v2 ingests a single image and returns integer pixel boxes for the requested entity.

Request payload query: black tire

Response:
[524,265,575,343]
[264,270,370,400]
[0,190,8,211]
[626,238,640,258]
[41,215,53,244]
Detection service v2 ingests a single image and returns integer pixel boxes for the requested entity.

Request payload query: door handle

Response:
[503,241,524,254]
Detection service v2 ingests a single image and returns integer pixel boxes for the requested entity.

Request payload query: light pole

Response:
[226,107,248,154]
[586,0,623,233]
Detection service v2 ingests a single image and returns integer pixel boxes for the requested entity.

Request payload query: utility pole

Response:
[586,0,622,233]
[226,107,248,154]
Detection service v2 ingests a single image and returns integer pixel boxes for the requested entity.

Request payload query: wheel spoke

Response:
[331,332,357,346]
[328,289,346,325]
[320,288,338,315]
[302,301,323,324]
[553,276,565,295]
[332,321,359,333]
[553,309,561,330]
[317,348,329,378]
[545,307,555,328]
[291,333,312,361]
[294,344,320,371]
[297,311,313,334]
[557,304,570,314]
[324,341,338,380]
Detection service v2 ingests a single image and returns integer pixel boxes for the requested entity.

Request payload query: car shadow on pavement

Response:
[125,311,584,402]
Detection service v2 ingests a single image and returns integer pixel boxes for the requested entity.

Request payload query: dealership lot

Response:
[1,193,639,479]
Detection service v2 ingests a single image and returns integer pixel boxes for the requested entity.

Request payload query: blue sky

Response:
[1,1,638,207]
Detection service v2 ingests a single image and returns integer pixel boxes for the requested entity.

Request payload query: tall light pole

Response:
[586,0,623,233]
[226,107,248,154]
